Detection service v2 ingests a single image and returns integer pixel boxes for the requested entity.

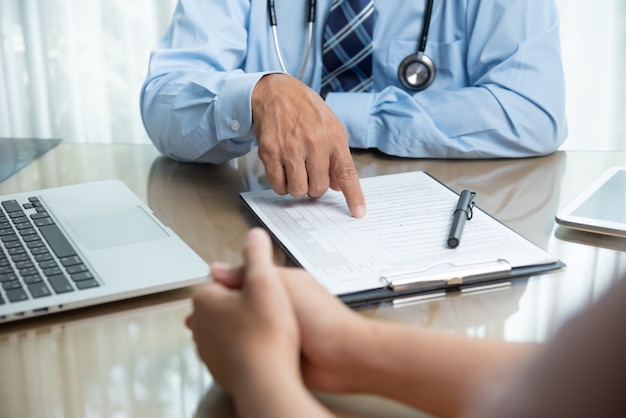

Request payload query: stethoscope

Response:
[268,0,436,91]
[397,0,435,91]
[268,0,316,80]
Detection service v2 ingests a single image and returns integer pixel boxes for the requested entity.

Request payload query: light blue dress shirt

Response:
[140,0,567,163]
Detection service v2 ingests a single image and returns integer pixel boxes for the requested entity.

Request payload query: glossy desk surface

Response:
[1,144,625,418]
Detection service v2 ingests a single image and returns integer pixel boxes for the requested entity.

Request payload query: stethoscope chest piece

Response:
[398,53,435,91]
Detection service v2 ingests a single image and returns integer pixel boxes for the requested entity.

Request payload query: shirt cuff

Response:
[325,92,373,148]
[215,71,279,142]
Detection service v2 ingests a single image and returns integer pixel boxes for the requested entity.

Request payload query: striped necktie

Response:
[321,0,374,96]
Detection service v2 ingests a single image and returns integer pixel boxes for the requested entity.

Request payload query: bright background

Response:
[0,0,624,150]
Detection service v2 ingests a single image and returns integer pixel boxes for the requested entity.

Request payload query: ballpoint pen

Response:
[447,190,476,248]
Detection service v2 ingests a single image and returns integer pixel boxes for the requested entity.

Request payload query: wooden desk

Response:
[1,144,625,418]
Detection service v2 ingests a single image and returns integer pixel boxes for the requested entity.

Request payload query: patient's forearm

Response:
[342,320,537,417]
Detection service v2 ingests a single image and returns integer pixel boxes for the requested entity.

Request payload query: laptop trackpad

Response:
[66,206,168,250]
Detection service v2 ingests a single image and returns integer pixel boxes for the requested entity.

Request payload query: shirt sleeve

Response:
[140,0,271,164]
[326,0,568,159]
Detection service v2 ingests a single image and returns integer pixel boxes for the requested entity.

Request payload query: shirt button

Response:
[230,119,241,131]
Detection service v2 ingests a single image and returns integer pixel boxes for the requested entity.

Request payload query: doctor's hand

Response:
[251,74,366,218]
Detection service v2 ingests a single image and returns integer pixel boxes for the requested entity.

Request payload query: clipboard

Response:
[240,171,564,306]
[340,259,563,307]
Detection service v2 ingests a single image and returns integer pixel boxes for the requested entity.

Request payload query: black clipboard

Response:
[240,171,565,306]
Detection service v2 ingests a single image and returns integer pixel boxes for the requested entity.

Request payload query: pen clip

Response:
[455,191,476,220]
[381,259,512,291]
[466,195,475,219]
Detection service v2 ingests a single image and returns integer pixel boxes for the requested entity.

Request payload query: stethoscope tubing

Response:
[268,0,315,79]
[268,0,435,90]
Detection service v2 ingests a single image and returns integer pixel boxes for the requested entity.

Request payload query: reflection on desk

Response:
[147,157,250,265]
[1,145,626,418]
[0,298,211,418]
[555,226,626,253]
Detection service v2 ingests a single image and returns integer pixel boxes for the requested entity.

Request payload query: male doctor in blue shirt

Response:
[140,0,567,218]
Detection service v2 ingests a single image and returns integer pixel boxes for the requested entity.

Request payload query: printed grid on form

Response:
[246,172,552,295]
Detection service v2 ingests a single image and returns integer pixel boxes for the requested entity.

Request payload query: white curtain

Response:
[0,0,177,144]
[555,0,626,151]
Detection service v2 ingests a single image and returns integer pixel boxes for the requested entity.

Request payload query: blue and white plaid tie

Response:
[321,0,375,96]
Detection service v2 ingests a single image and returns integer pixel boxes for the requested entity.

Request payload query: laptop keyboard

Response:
[0,197,99,305]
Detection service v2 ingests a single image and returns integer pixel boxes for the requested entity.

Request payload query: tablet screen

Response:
[571,169,626,222]
[556,167,626,238]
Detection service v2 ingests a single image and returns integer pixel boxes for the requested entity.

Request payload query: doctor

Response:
[141,0,567,217]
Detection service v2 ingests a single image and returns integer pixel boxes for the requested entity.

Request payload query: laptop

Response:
[0,179,210,323]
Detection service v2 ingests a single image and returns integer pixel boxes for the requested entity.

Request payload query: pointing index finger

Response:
[330,151,366,218]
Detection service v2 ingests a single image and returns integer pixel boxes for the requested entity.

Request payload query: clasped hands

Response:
[185,228,364,417]
[251,74,366,218]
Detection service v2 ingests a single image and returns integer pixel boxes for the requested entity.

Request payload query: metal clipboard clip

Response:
[381,259,512,292]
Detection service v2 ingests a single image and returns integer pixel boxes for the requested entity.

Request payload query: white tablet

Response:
[556,166,626,238]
